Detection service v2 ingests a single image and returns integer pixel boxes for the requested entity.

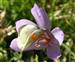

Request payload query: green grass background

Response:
[0,0,75,62]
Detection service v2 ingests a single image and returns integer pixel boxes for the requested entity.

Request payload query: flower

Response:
[10,4,64,60]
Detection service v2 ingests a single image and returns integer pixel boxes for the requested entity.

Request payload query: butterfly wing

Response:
[17,25,43,51]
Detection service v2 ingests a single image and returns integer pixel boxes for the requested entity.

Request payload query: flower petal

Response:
[47,43,61,60]
[10,38,21,51]
[46,33,61,59]
[31,4,50,30]
[51,27,64,45]
[16,19,36,32]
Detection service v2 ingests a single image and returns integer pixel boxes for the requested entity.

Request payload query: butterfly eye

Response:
[31,33,39,41]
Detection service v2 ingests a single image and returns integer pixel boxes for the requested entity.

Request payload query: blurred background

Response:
[0,0,75,62]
